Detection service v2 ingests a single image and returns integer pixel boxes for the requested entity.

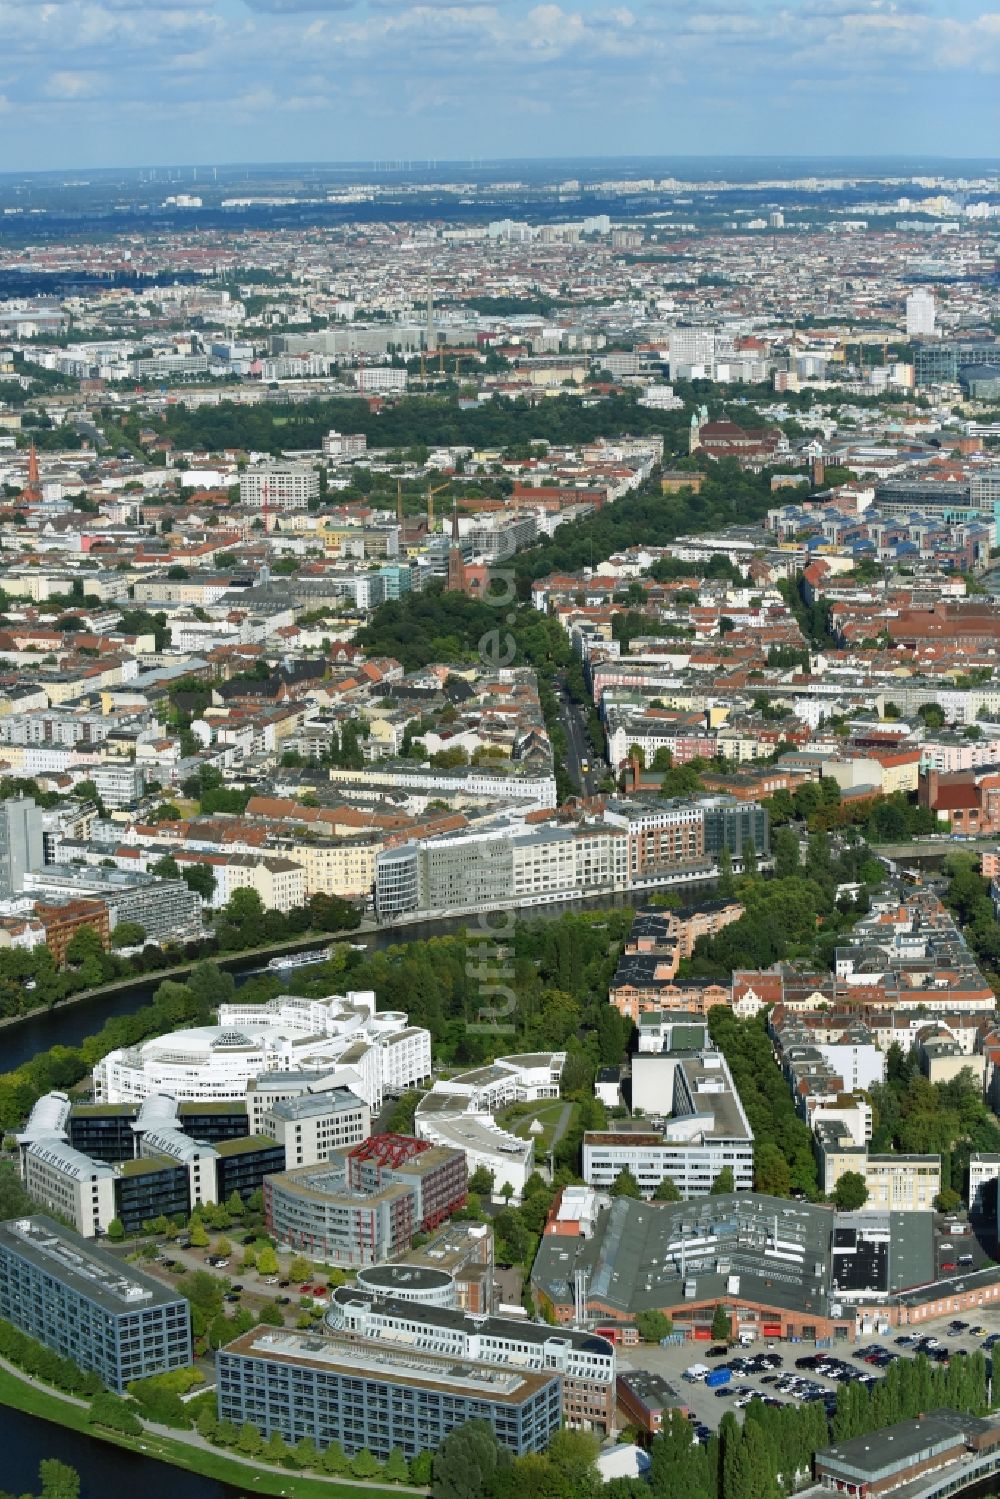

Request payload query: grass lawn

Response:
[497,1098,577,1151]
[0,1366,415,1499]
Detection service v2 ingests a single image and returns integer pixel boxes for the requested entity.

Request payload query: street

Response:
[556,678,603,796]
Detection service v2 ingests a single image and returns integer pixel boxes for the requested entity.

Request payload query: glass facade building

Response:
[0,1215,191,1392]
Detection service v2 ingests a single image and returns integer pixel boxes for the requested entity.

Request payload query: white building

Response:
[239,464,320,511]
[906,290,936,338]
[415,1053,565,1203]
[94,989,432,1111]
[264,1088,370,1169]
[22,1140,117,1238]
[322,430,367,463]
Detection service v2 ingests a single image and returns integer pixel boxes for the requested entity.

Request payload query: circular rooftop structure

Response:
[356,1263,456,1307]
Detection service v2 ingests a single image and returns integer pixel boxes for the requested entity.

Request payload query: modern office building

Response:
[264,1134,467,1267]
[0,795,44,898]
[415,1053,566,1203]
[22,1140,118,1238]
[914,340,1000,387]
[19,1089,288,1236]
[327,1284,616,1432]
[264,1088,371,1168]
[0,1216,191,1392]
[94,989,431,1111]
[581,1017,753,1199]
[216,1327,562,1459]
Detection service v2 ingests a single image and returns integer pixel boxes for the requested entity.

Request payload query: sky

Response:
[1,0,1000,171]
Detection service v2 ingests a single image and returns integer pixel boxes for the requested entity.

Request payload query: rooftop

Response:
[0,1215,186,1316]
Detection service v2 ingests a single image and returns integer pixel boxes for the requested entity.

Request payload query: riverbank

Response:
[0,929,355,1036]
[0,1361,425,1499]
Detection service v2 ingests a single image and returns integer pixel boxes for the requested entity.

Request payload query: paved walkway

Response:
[0,1354,429,1494]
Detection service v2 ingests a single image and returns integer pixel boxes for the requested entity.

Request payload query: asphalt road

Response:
[556,681,603,796]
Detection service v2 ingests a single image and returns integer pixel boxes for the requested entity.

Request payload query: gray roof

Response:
[0,1215,186,1316]
[329,1283,614,1356]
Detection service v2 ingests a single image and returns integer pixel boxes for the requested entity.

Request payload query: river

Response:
[0,888,655,1072]
[4,1405,242,1498]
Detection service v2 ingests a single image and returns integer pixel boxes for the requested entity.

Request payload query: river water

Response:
[0,890,649,1072]
[4,1405,242,1498]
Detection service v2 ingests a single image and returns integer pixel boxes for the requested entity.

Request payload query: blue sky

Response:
[2,0,999,170]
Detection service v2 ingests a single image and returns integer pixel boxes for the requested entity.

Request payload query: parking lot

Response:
[618,1312,1000,1436]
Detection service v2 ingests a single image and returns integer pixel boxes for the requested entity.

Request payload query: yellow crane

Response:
[426,479,450,531]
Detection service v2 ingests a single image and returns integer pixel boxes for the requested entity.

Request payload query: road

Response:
[555,679,603,796]
[874,837,996,860]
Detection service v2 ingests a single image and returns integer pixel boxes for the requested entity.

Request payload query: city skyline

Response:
[1,0,998,171]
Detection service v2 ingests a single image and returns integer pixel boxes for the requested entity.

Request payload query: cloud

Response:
[43,68,106,97]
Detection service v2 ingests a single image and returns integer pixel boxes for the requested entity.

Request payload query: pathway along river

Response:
[4,1404,244,1498]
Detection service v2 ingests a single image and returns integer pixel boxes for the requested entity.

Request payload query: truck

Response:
[683,1363,710,1383]
[705,1367,732,1389]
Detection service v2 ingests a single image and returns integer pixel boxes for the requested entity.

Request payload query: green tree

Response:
[652,1176,682,1202]
[384,1448,411,1483]
[635,1310,673,1342]
[256,1246,279,1275]
[433,1420,509,1499]
[772,826,800,879]
[111,921,146,950]
[609,1168,642,1199]
[712,1303,731,1341]
[754,1142,792,1198]
[189,1218,209,1248]
[711,1166,735,1195]
[39,1459,81,1499]
[237,1421,263,1455]
[351,1449,383,1479]
[833,1171,869,1211]
[106,1218,125,1241]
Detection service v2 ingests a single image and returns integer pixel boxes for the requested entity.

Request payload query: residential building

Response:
[815,1122,941,1210]
[34,897,110,965]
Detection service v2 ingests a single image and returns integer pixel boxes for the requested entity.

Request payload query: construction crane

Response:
[426,479,450,531]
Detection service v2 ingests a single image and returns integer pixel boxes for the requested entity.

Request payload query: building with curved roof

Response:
[93,988,431,1109]
[414,1052,565,1203]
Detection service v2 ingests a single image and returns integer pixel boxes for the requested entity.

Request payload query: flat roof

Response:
[330,1283,614,1357]
[817,1410,990,1480]
[221,1326,559,1405]
[0,1215,186,1316]
[214,1133,283,1158]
